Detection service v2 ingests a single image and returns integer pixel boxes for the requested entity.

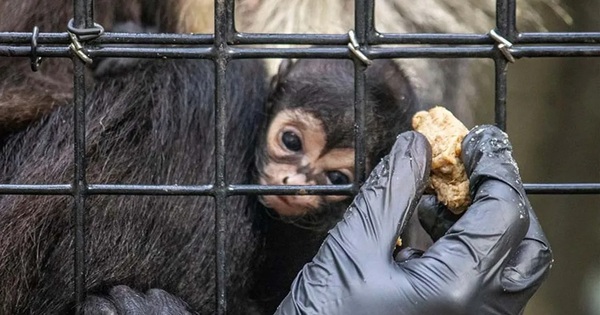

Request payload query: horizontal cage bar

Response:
[2,45,600,59]
[1,31,599,46]
[0,183,596,195]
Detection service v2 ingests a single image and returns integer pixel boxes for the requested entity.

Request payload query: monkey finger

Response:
[82,295,118,315]
[327,131,431,262]
[144,288,194,314]
[85,286,193,315]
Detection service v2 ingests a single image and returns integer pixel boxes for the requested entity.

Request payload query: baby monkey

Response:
[251,58,423,313]
[255,58,420,220]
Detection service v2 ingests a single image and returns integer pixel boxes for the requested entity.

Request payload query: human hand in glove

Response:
[275,125,552,315]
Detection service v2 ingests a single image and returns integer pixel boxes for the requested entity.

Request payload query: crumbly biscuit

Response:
[412,106,470,214]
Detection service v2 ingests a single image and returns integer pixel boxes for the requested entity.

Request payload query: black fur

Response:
[0,57,269,314]
[0,0,189,137]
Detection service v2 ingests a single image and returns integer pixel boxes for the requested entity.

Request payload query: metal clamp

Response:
[67,19,104,41]
[67,19,105,65]
[30,26,43,72]
[489,29,515,63]
[347,30,372,66]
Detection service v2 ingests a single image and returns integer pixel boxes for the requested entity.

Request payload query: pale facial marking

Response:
[259,109,355,216]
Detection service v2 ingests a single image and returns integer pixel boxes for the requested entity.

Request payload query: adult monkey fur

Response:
[0,0,213,137]
[0,51,269,314]
[0,1,268,314]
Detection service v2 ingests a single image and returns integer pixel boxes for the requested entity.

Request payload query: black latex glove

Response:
[275,125,552,315]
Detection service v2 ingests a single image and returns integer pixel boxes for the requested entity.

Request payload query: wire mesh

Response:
[0,0,598,313]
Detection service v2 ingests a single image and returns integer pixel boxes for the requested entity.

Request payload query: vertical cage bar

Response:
[364,0,376,40]
[506,0,517,39]
[493,59,508,131]
[72,0,93,312]
[214,0,232,314]
[352,0,369,184]
[494,0,514,131]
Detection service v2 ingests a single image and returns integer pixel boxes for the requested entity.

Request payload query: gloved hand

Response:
[275,125,552,315]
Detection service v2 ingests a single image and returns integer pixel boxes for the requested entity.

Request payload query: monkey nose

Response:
[282,174,312,185]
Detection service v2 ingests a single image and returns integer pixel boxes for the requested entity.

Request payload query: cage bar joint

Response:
[30,26,42,71]
[489,29,516,63]
[67,19,104,64]
[347,30,372,66]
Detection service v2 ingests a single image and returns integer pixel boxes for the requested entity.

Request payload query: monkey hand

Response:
[275,126,552,315]
[83,285,193,315]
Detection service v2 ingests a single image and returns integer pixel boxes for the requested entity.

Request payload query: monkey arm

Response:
[0,57,73,136]
[0,80,71,135]
[275,127,552,315]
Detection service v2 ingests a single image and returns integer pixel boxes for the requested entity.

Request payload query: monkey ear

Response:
[270,59,295,91]
[365,60,418,112]
[365,60,420,162]
[266,59,296,114]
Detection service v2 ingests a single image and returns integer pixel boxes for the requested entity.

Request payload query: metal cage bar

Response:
[0,0,597,312]
[72,0,95,312]
[213,0,235,313]
[352,0,370,186]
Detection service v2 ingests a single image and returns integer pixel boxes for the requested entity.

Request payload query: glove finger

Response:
[501,205,552,292]
[417,194,462,241]
[483,207,552,315]
[418,125,529,278]
[328,131,431,262]
[462,125,526,199]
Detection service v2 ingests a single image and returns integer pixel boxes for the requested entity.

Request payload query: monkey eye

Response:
[326,171,350,185]
[281,131,302,152]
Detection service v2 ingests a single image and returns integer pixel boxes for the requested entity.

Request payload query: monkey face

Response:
[257,109,354,217]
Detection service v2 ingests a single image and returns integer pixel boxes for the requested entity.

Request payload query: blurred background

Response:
[477,0,600,314]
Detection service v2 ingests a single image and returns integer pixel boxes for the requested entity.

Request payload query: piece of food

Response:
[412,106,470,214]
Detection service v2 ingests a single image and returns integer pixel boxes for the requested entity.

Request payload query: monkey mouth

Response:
[259,195,315,217]
[274,195,291,206]
[259,195,290,208]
